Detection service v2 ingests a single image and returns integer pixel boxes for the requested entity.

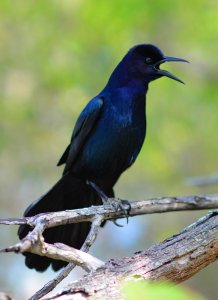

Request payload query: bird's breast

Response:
[76,100,146,186]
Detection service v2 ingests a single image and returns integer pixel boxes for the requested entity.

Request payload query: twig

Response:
[3,241,104,272]
[29,215,103,300]
[29,263,74,300]
[0,217,28,225]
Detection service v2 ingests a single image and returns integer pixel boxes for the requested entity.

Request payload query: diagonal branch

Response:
[3,240,104,273]
[45,210,218,300]
[29,215,103,300]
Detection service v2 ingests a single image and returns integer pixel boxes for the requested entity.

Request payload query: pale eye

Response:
[145,57,153,64]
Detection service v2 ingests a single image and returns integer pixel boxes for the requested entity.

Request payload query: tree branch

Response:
[29,215,104,300]
[1,194,218,228]
[45,210,218,300]
[1,193,218,300]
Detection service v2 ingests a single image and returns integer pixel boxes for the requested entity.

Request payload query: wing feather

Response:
[57,97,104,170]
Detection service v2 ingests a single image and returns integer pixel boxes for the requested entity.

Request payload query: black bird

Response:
[18,44,187,272]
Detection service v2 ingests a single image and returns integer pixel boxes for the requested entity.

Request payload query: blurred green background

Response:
[0,0,218,299]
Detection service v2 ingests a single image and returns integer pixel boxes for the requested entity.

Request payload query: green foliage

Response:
[1,0,218,195]
[0,0,218,298]
[124,281,206,300]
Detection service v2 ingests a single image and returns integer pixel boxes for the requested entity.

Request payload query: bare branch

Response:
[1,194,218,228]
[3,240,104,273]
[29,215,104,300]
[0,217,28,225]
[29,264,74,300]
[45,210,218,300]
[1,194,218,299]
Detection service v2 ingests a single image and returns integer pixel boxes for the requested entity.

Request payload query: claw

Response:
[112,199,131,224]
[120,199,131,215]
[87,180,131,224]
[113,220,124,227]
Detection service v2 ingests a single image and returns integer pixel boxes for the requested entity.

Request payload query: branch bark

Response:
[45,210,218,300]
[1,194,218,228]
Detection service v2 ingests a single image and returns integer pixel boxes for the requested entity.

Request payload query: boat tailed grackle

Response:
[18,44,188,271]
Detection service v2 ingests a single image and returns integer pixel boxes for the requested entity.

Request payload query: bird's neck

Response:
[104,61,149,93]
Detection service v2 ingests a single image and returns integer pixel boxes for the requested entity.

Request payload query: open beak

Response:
[154,56,189,84]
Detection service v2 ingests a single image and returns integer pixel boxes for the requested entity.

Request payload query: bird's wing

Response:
[57,97,104,169]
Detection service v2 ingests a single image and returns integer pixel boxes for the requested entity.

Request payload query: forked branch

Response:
[1,194,218,300]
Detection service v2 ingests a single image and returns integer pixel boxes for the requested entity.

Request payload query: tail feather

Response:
[18,173,103,272]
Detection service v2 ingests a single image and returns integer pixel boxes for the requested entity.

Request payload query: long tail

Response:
[18,173,106,272]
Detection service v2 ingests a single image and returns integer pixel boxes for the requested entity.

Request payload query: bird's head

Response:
[125,44,188,84]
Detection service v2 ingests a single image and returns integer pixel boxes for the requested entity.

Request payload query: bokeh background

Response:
[0,0,218,299]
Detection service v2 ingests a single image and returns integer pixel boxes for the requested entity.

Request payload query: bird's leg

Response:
[87,181,131,225]
[87,181,108,204]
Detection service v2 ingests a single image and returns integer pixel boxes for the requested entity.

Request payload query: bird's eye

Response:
[145,57,153,64]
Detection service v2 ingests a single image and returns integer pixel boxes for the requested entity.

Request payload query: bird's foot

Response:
[87,181,131,225]
[107,198,131,225]
[107,198,131,216]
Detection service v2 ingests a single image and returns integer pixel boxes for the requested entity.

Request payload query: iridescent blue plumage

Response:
[18,44,187,271]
